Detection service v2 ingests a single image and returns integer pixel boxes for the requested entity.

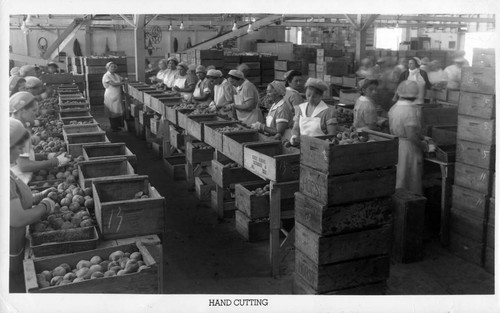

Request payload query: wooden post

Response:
[85,24,92,56]
[269,182,281,278]
[134,15,146,82]
[216,185,225,220]
[185,136,195,190]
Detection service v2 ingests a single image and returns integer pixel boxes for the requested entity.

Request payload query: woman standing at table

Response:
[353,79,380,132]
[162,57,179,90]
[172,62,197,102]
[102,61,127,132]
[290,78,337,146]
[150,59,169,84]
[394,57,432,105]
[227,69,264,126]
[283,70,304,113]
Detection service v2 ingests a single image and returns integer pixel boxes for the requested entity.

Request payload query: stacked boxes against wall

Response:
[450,51,495,273]
[240,54,261,86]
[315,48,349,83]
[274,60,302,82]
[293,130,398,294]
[84,56,128,106]
[196,50,224,71]
[223,54,241,77]
[260,55,278,85]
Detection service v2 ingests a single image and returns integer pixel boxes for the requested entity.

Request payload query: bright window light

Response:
[464,32,496,65]
[376,28,404,50]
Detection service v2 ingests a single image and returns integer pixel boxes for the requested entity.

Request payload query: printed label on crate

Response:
[249,154,268,176]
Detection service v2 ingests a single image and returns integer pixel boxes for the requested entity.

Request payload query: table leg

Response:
[269,183,281,278]
[440,164,454,246]
[216,185,225,220]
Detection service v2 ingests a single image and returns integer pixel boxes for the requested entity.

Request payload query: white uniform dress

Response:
[234,80,264,126]
[266,99,294,139]
[388,99,423,195]
[102,71,124,118]
[353,95,378,132]
[296,101,337,137]
[406,68,426,105]
[163,69,178,89]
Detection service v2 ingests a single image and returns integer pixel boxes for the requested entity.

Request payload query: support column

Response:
[134,14,146,82]
[356,28,367,65]
[85,24,92,56]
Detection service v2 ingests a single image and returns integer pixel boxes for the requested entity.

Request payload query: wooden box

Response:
[186,115,227,141]
[59,109,91,119]
[63,124,102,135]
[472,48,495,68]
[195,176,215,201]
[82,142,137,170]
[210,190,236,218]
[28,226,99,258]
[300,130,398,175]
[457,115,495,146]
[432,89,448,101]
[67,135,109,157]
[222,131,276,165]
[164,105,181,124]
[458,91,495,119]
[274,60,302,71]
[431,126,457,145]
[461,67,495,95]
[332,76,343,85]
[177,109,197,129]
[163,155,187,180]
[294,249,390,294]
[452,184,489,221]
[295,192,392,236]
[78,157,135,188]
[391,189,426,263]
[295,222,392,265]
[211,159,260,187]
[235,210,269,242]
[342,77,357,88]
[293,273,387,295]
[448,230,484,267]
[419,106,458,137]
[489,197,495,224]
[243,142,300,182]
[203,121,247,151]
[449,208,486,243]
[454,162,494,194]
[235,181,269,219]
[130,102,143,118]
[486,222,494,249]
[339,89,360,105]
[169,125,185,150]
[186,141,214,164]
[456,140,495,170]
[61,116,98,126]
[60,102,90,110]
[300,165,396,206]
[92,175,165,240]
[447,89,461,104]
[143,91,166,112]
[24,241,159,293]
[150,118,160,135]
[484,246,494,274]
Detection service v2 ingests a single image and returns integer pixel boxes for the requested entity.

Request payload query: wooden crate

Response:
[300,165,396,206]
[293,274,387,295]
[186,141,214,164]
[274,60,302,71]
[452,184,489,221]
[222,131,277,165]
[472,48,495,68]
[163,155,187,180]
[211,159,260,187]
[484,246,494,274]
[489,197,495,224]
[300,130,398,175]
[60,102,90,111]
[420,106,458,137]
[342,77,357,88]
[127,85,145,102]
[391,189,426,263]
[59,109,91,119]
[28,226,99,258]
[63,124,102,136]
[430,126,456,146]
[169,125,185,150]
[486,222,494,249]
[61,116,98,125]
[458,91,495,119]
[243,142,300,182]
[454,162,494,194]
[456,140,495,170]
[186,115,227,141]
[82,142,137,170]
[24,241,159,293]
[150,118,160,135]
[461,67,495,95]
[78,157,135,188]
[143,91,167,111]
[92,175,166,240]
[195,176,215,201]
[447,89,461,104]
[339,89,360,105]
[210,190,236,218]
[203,121,247,151]
[67,134,109,157]
[448,230,484,267]
[235,210,269,242]
[295,193,392,236]
[177,109,197,129]
[295,222,392,265]
[457,115,495,146]
[294,249,390,294]
[449,208,486,243]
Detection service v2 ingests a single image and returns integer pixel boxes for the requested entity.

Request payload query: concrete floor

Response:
[95,108,494,296]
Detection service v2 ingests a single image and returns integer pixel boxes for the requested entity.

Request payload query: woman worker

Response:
[10,118,57,291]
[150,59,169,84]
[207,69,235,118]
[389,80,430,195]
[227,69,264,126]
[9,76,26,96]
[10,92,70,183]
[251,80,294,140]
[283,70,304,113]
[192,65,214,104]
[394,57,432,105]
[102,61,127,132]
[353,79,380,132]
[172,62,197,102]
[162,57,179,90]
[290,78,338,146]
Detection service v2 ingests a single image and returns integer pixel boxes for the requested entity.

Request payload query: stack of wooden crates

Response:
[293,131,398,294]
[450,49,495,274]
[84,56,128,106]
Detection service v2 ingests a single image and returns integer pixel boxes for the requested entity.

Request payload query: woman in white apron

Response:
[227,69,263,126]
[389,80,429,195]
[192,65,214,105]
[393,57,432,105]
[150,59,168,84]
[290,78,338,146]
[283,70,305,114]
[102,61,127,131]
[162,57,179,90]
[207,69,235,118]
[172,62,197,102]
[251,81,293,140]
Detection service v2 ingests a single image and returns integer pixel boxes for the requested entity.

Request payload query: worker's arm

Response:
[405,125,427,152]
[233,88,258,112]
[10,197,46,228]
[17,156,58,173]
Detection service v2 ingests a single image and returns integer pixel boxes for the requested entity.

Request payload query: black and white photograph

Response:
[1,1,499,312]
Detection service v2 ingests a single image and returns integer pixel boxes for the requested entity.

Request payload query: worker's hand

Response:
[173,86,180,91]
[273,133,282,140]
[40,197,56,214]
[250,122,263,131]
[33,119,41,127]
[56,153,70,167]
[289,135,300,146]
[47,152,57,159]
[42,187,57,197]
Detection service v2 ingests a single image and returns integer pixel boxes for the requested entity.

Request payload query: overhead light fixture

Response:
[180,21,184,30]
[247,23,253,33]
[232,21,237,31]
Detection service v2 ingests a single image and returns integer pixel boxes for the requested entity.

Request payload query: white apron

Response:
[396,138,423,195]
[267,100,292,140]
[193,81,203,98]
[298,101,328,137]
[173,76,192,101]
[102,72,123,118]
[163,70,178,88]
[407,70,426,105]
[234,94,263,126]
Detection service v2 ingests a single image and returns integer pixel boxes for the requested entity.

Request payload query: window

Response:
[464,32,496,65]
[375,28,404,50]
